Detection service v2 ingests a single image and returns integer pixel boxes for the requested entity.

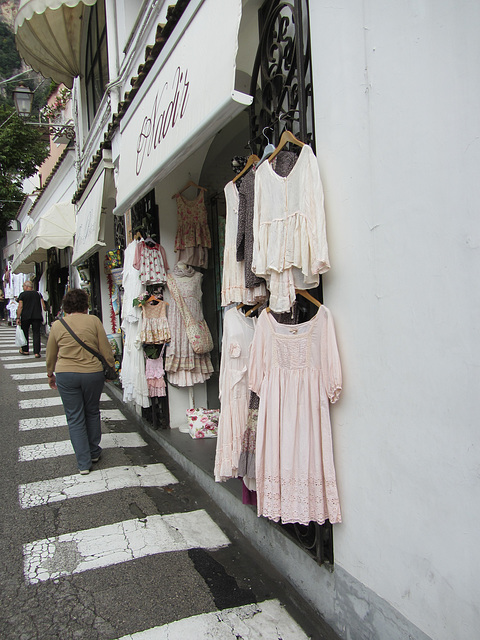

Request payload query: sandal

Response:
[34,354,41,358]
[19,349,29,355]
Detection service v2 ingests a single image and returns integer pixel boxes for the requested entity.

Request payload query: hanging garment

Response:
[249,306,342,525]
[214,306,256,482]
[120,315,150,408]
[133,240,169,285]
[164,265,213,387]
[252,144,330,312]
[122,239,145,323]
[174,192,212,268]
[221,180,267,306]
[141,299,170,344]
[145,344,167,398]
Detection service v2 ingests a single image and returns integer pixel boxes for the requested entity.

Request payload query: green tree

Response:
[0,105,49,237]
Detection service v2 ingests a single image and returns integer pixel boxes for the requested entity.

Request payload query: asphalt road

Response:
[0,323,337,640]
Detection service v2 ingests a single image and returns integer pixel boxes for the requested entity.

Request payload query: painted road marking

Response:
[19,463,178,508]
[4,362,49,369]
[1,355,40,360]
[114,599,309,640]
[19,409,128,431]
[1,349,26,353]
[19,432,147,461]
[23,510,230,584]
[19,393,110,409]
[12,373,47,380]
[18,384,52,392]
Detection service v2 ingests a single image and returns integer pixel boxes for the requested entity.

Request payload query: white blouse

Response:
[252,144,330,312]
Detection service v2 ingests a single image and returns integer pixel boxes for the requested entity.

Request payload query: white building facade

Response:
[14,2,480,639]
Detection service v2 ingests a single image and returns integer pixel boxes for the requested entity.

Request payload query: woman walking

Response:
[17,281,46,357]
[46,289,115,474]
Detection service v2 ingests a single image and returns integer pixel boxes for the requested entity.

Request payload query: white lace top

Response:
[252,145,330,312]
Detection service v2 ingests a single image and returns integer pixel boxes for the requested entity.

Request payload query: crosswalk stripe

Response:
[19,463,178,508]
[12,372,48,380]
[114,599,309,640]
[19,393,110,409]
[4,362,47,369]
[19,432,147,460]
[19,409,128,431]
[2,349,28,354]
[0,355,41,361]
[23,509,230,584]
[18,384,51,392]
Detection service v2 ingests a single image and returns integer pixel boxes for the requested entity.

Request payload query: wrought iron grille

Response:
[249,0,315,152]
[249,0,333,566]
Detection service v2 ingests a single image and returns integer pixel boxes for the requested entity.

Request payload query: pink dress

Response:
[249,307,342,525]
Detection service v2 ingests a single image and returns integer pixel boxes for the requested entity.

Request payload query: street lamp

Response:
[13,83,34,117]
[12,83,75,141]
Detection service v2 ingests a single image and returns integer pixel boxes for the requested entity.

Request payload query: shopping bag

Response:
[15,325,27,347]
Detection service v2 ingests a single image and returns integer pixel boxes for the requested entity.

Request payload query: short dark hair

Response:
[62,288,89,314]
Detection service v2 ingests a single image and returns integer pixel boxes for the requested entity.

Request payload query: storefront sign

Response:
[72,170,109,265]
[115,0,252,215]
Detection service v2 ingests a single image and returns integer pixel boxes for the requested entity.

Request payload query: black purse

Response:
[59,318,118,381]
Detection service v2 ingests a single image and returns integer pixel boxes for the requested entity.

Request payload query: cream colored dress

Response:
[249,306,342,525]
[214,307,256,482]
[252,145,330,313]
[221,181,267,306]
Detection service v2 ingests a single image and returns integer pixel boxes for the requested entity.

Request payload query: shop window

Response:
[84,0,109,130]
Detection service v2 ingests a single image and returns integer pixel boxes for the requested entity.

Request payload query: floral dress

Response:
[140,300,170,344]
[214,307,256,482]
[174,192,212,268]
[164,266,213,387]
[133,240,169,285]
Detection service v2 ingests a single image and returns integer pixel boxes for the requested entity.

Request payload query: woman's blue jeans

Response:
[56,371,105,471]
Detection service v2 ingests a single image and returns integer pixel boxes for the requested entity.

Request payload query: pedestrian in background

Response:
[45,288,115,474]
[16,281,46,357]
[0,288,5,321]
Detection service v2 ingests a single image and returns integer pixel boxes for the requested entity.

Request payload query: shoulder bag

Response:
[59,318,118,380]
[166,273,213,354]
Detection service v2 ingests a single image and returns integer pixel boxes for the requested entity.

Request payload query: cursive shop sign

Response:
[136,65,190,176]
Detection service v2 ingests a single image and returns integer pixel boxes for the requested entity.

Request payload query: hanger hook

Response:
[262,126,273,145]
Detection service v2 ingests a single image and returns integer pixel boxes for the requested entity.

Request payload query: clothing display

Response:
[174,192,211,268]
[221,180,267,306]
[249,307,342,526]
[121,239,149,407]
[164,265,213,387]
[141,299,170,344]
[252,144,330,312]
[214,306,256,482]
[133,240,169,285]
[145,346,167,398]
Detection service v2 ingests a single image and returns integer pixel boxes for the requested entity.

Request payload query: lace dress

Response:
[214,307,256,482]
[252,144,330,312]
[141,300,170,344]
[145,344,167,397]
[174,192,212,268]
[249,306,342,525]
[165,267,213,387]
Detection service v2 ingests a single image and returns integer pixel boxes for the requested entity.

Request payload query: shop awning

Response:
[15,0,97,89]
[114,0,253,216]
[11,202,75,274]
[71,165,114,266]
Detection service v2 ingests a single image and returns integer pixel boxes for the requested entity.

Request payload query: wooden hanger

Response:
[172,180,207,199]
[236,303,246,310]
[268,130,305,164]
[295,289,322,307]
[245,302,262,317]
[232,154,260,183]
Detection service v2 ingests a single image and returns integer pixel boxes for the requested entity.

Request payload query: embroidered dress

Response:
[249,306,342,525]
[164,266,213,387]
[221,180,267,306]
[214,307,256,482]
[174,192,212,268]
[252,144,330,312]
[133,241,169,285]
[141,300,170,344]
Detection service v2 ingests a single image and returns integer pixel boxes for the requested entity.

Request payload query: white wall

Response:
[310,2,480,639]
